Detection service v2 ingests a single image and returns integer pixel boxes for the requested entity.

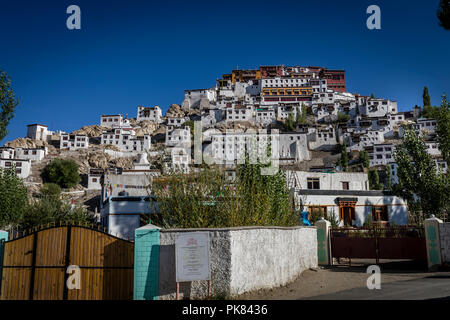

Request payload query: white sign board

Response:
[175,232,211,282]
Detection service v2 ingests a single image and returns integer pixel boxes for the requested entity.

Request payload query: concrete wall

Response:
[0,230,8,241]
[228,227,317,296]
[136,226,317,300]
[439,223,450,264]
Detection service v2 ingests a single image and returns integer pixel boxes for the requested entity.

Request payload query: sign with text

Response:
[175,232,211,282]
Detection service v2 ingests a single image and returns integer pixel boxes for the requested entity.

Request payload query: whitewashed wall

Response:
[157,226,317,299]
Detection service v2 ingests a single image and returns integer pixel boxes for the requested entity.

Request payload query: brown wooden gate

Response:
[0,225,134,300]
[330,226,427,264]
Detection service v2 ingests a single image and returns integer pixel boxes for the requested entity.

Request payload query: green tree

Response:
[0,71,19,142]
[371,93,375,99]
[436,94,450,164]
[285,113,295,131]
[296,104,307,125]
[337,112,350,123]
[386,165,393,191]
[368,169,382,190]
[359,150,370,169]
[0,167,28,229]
[21,187,95,230]
[42,159,80,188]
[393,127,448,218]
[423,86,431,107]
[340,141,349,172]
[438,0,450,30]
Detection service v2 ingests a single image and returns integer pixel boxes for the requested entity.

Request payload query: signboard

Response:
[175,232,211,282]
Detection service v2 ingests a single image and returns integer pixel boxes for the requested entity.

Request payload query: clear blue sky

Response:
[0,0,449,144]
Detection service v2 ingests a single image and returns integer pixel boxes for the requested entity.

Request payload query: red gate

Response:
[330,226,427,265]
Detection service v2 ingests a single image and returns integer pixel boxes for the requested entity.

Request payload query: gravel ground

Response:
[237,260,443,300]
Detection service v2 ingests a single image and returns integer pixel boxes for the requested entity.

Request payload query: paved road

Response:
[306,274,450,300]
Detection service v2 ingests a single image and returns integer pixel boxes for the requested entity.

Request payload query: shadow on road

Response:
[324,259,428,274]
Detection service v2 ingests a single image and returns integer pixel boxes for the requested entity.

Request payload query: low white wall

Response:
[439,223,450,264]
[157,226,317,300]
[229,227,317,295]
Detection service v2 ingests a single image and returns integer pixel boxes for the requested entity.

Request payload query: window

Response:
[307,178,320,190]
[92,178,97,182]
[342,182,349,190]
[372,206,388,221]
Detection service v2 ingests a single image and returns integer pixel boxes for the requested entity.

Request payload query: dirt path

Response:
[238,263,442,300]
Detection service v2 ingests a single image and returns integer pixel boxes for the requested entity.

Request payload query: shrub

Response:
[337,112,350,123]
[0,166,28,229]
[151,162,297,228]
[42,159,80,188]
[40,183,62,198]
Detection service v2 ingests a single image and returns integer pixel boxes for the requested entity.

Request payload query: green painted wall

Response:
[134,225,160,300]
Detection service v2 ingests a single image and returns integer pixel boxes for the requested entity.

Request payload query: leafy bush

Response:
[328,208,341,228]
[39,183,62,198]
[151,161,297,228]
[42,159,80,188]
[0,167,28,229]
[309,208,323,225]
[21,199,95,230]
[337,112,350,123]
[20,184,95,230]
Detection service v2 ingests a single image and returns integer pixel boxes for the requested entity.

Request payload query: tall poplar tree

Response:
[0,71,19,142]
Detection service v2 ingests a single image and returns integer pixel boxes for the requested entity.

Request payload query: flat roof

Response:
[27,124,48,127]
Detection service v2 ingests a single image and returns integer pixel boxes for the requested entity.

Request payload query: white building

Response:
[415,118,437,135]
[182,88,217,110]
[286,170,408,227]
[277,104,300,120]
[88,168,103,190]
[137,106,163,123]
[99,156,160,240]
[26,124,48,141]
[164,147,191,173]
[165,126,191,147]
[226,106,253,122]
[209,130,310,166]
[346,130,385,152]
[166,116,187,129]
[100,114,123,128]
[0,147,15,159]
[60,134,89,150]
[0,147,47,162]
[425,141,441,157]
[255,106,276,125]
[0,158,31,179]
[369,143,396,167]
[308,126,337,151]
[101,128,151,152]
[358,98,398,118]
[14,147,47,162]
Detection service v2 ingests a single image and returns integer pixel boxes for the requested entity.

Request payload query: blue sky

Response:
[0,0,449,144]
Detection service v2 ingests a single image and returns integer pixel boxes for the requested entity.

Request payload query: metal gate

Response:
[330,226,427,264]
[0,225,134,300]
